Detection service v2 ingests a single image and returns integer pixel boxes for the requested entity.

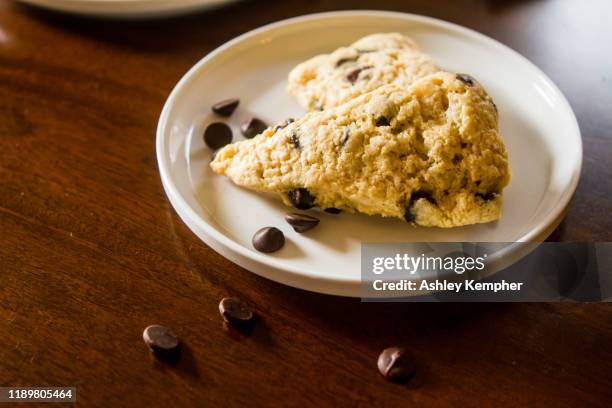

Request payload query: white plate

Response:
[16,0,237,18]
[157,11,582,297]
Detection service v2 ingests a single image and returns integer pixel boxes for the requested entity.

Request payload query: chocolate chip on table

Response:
[404,191,435,223]
[285,213,320,233]
[375,116,390,127]
[252,227,285,253]
[241,118,268,139]
[143,325,180,356]
[211,98,239,117]
[274,118,295,131]
[219,297,254,326]
[204,122,232,149]
[288,188,316,210]
[377,347,416,383]
[456,73,475,86]
[324,208,342,214]
[335,56,358,67]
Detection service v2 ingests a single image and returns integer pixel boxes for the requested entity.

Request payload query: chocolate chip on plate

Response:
[456,73,475,86]
[143,325,180,356]
[252,227,285,253]
[219,297,254,326]
[288,188,316,210]
[204,122,232,149]
[377,347,416,383]
[285,213,320,233]
[212,98,240,117]
[324,207,342,214]
[241,118,268,139]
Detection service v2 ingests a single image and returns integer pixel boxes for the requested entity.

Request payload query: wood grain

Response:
[1,0,611,406]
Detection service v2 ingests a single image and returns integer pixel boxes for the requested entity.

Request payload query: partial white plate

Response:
[157,11,582,297]
[16,0,238,18]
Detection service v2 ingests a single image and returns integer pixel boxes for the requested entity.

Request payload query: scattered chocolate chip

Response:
[143,325,180,356]
[460,142,469,148]
[288,188,316,210]
[285,213,320,233]
[341,128,350,145]
[347,68,364,84]
[492,100,498,113]
[476,192,496,201]
[452,154,463,164]
[375,116,390,127]
[219,297,254,327]
[456,73,475,86]
[377,347,416,383]
[335,56,358,67]
[241,118,268,139]
[404,191,435,223]
[290,132,300,149]
[274,118,295,131]
[204,122,232,149]
[324,208,342,214]
[252,227,285,253]
[212,98,239,117]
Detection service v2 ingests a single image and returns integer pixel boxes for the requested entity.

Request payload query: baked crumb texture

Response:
[287,32,440,111]
[211,72,510,228]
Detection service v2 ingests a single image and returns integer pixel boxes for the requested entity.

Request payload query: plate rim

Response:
[156,10,583,291]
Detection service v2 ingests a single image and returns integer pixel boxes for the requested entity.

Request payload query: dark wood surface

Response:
[1,0,611,406]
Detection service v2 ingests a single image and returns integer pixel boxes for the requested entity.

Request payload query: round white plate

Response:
[157,11,582,297]
[16,0,238,18]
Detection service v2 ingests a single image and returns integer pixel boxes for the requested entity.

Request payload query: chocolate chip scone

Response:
[287,32,440,111]
[211,72,510,228]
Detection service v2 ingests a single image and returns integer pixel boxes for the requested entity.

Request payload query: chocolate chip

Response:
[324,208,342,214]
[336,56,358,67]
[212,98,239,117]
[356,49,376,54]
[241,118,267,139]
[288,188,316,210]
[404,191,435,223]
[452,154,463,164]
[204,122,232,149]
[476,192,496,201]
[347,68,364,84]
[456,73,475,86]
[274,118,295,131]
[252,227,285,253]
[375,116,390,126]
[313,100,324,111]
[377,347,416,383]
[219,297,254,326]
[290,132,300,149]
[143,325,180,356]
[341,128,350,145]
[285,213,320,233]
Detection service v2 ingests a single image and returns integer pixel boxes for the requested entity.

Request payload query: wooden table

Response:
[1,0,611,406]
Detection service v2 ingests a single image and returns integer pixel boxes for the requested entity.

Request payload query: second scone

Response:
[212,72,510,228]
[287,32,440,111]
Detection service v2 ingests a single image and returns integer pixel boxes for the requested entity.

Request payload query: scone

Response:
[211,72,510,228]
[287,33,439,111]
